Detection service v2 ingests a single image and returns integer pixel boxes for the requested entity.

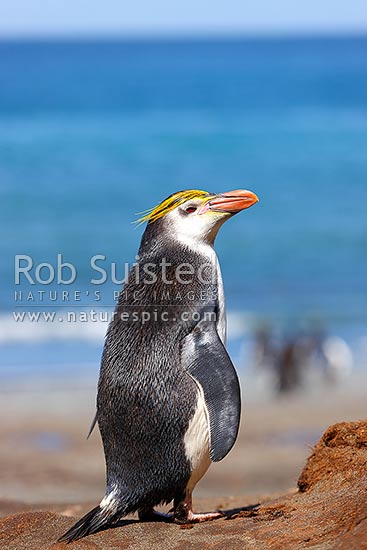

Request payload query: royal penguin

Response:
[59,188,259,542]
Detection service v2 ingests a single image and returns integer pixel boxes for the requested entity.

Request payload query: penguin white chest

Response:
[183,383,211,492]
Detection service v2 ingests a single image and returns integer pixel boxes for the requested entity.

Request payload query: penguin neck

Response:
[174,234,217,261]
[138,224,227,344]
[170,234,227,345]
[139,217,223,263]
[139,224,219,265]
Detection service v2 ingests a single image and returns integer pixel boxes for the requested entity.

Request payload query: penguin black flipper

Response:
[181,319,241,462]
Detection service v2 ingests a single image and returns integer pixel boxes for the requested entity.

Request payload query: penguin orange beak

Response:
[202,189,259,214]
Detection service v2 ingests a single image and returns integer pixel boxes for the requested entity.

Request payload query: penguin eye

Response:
[185,206,197,214]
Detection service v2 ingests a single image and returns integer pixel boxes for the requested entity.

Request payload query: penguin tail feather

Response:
[58,502,122,543]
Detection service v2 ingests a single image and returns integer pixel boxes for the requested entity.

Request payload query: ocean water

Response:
[0,36,366,377]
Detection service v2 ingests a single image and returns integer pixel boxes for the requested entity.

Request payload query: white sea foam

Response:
[0,311,107,344]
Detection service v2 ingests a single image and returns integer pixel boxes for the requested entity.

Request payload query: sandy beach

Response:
[1,370,366,508]
[0,370,367,548]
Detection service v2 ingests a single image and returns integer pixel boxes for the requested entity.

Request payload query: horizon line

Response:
[0,28,367,42]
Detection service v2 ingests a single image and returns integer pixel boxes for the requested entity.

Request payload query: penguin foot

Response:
[138,508,173,523]
[185,510,224,523]
[174,497,224,524]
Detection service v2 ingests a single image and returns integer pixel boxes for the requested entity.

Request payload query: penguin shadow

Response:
[84,502,262,539]
[94,517,139,535]
[222,502,261,520]
[109,503,261,530]
[106,511,175,532]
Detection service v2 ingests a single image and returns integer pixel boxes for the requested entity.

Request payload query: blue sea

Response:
[0,36,366,379]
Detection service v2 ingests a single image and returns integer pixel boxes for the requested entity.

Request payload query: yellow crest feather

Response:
[136,189,212,225]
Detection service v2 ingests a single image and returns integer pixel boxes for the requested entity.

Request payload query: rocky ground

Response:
[1,419,367,549]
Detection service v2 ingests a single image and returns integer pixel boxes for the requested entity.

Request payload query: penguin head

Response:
[138,189,259,246]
